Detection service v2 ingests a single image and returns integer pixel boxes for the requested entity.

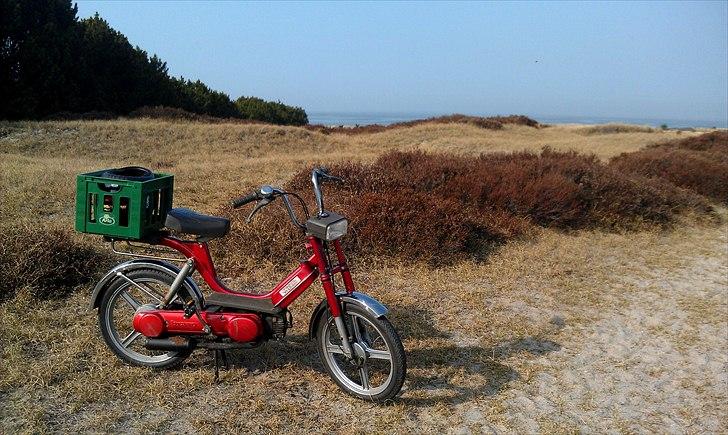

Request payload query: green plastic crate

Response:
[75,170,174,240]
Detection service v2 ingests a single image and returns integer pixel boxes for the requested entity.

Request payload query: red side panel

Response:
[270,261,318,308]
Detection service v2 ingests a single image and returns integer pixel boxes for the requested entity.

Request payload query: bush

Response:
[315,149,709,230]
[305,114,541,135]
[0,224,107,301]
[610,131,728,204]
[579,124,655,135]
[214,148,712,266]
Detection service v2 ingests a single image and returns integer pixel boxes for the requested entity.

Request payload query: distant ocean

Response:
[308,112,727,129]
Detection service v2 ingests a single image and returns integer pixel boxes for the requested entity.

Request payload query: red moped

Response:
[90,168,406,401]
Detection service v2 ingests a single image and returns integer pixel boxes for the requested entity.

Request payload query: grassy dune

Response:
[0,120,725,433]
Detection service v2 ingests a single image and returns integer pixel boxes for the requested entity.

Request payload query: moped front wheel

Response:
[98,268,192,369]
[316,305,406,402]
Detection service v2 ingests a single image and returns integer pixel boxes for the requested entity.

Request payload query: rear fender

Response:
[308,292,389,339]
[89,259,203,311]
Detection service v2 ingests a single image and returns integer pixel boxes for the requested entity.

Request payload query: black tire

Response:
[101,166,154,182]
[315,304,406,402]
[98,268,192,369]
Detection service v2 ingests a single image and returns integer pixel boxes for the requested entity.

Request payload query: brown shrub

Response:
[579,124,655,135]
[304,114,541,135]
[487,115,541,127]
[335,191,530,262]
[653,130,728,154]
[610,131,728,203]
[0,224,108,301]
[215,148,712,266]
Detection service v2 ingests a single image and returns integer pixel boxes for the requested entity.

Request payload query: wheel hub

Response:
[351,342,367,366]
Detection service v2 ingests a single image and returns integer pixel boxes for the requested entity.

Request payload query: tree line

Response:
[0,0,308,125]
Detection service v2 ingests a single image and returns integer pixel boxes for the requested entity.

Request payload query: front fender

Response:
[308,292,389,339]
[89,259,203,311]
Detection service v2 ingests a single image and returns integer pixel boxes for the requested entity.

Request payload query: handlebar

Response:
[231,192,260,209]
[231,185,307,228]
[231,167,343,227]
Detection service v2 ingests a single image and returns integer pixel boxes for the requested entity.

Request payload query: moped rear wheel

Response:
[316,305,406,402]
[98,268,192,369]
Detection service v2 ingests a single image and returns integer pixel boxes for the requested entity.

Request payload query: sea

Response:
[307,112,727,129]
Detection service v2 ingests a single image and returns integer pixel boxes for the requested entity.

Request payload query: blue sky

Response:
[75,1,727,123]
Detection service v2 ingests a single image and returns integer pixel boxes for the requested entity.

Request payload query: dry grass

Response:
[0,119,725,433]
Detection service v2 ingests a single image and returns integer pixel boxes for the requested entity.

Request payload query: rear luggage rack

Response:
[108,239,187,262]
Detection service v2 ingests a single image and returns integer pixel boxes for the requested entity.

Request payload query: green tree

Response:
[0,0,83,118]
[0,0,309,124]
[173,78,239,118]
[235,96,308,126]
[78,14,175,113]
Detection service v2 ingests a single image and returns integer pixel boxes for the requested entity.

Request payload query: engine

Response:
[133,305,264,343]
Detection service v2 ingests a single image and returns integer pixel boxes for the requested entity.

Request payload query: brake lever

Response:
[326,174,344,183]
[246,197,272,223]
[317,168,344,183]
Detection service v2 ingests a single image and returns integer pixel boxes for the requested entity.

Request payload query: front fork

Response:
[310,238,356,357]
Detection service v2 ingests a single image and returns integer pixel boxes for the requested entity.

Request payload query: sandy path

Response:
[490,232,728,433]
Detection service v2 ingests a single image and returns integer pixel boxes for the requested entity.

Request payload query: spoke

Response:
[361,326,373,345]
[351,316,363,342]
[121,331,142,348]
[366,348,391,361]
[117,273,164,303]
[371,335,384,347]
[326,344,345,355]
[136,282,164,303]
[119,291,141,310]
[359,365,370,390]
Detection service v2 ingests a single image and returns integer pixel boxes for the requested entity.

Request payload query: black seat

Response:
[164,208,230,239]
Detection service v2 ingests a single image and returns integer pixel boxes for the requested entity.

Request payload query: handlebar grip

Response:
[231,192,259,209]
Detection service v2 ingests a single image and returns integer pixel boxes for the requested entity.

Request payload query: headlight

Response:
[306,212,348,241]
[325,219,348,241]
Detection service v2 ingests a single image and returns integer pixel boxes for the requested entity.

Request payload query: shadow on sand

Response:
[213,305,561,405]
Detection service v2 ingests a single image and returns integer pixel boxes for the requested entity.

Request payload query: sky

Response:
[75,1,727,123]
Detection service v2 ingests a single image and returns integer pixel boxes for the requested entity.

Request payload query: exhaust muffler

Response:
[144,337,196,351]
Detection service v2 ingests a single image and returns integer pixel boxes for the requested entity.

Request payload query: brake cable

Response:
[279,191,310,220]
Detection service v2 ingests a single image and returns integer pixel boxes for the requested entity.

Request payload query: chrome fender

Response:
[89,259,204,311]
[308,292,389,339]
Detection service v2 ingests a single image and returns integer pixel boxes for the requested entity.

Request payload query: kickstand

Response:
[213,349,230,384]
